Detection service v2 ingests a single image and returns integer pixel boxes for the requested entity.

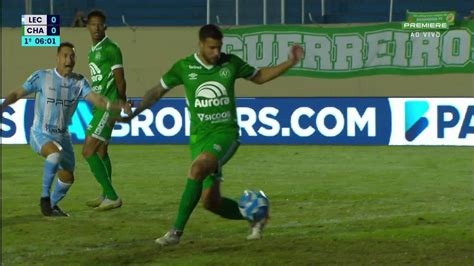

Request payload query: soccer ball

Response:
[238,190,270,222]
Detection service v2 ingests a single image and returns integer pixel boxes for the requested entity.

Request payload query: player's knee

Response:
[97,150,106,158]
[97,144,108,158]
[62,176,74,184]
[82,137,101,158]
[189,163,208,181]
[46,152,62,164]
[41,141,62,157]
[82,144,94,158]
[58,171,74,184]
[190,154,217,180]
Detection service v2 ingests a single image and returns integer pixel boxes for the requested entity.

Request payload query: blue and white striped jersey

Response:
[23,68,92,135]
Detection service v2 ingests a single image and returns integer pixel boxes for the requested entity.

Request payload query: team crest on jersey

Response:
[194,81,230,108]
[92,85,102,93]
[95,52,102,61]
[219,68,230,79]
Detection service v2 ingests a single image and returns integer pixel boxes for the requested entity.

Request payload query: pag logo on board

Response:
[390,98,474,146]
[404,101,429,141]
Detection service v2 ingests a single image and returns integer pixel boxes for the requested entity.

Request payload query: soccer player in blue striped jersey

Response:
[1,42,128,216]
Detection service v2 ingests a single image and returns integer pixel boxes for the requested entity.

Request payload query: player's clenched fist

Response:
[289,44,304,65]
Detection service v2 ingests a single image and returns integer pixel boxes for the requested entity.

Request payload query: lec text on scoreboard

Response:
[22,15,60,47]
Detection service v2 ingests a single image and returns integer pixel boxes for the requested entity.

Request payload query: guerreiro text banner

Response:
[222,22,474,78]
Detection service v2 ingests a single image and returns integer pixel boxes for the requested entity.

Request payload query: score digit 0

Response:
[47,15,60,25]
[47,26,60,36]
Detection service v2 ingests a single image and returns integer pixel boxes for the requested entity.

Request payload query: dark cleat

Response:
[40,197,53,216]
[51,205,70,217]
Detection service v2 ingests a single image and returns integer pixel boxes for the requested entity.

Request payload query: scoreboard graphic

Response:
[21,15,60,47]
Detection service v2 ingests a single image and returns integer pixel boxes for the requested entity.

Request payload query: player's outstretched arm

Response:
[85,92,129,115]
[1,88,29,112]
[125,83,168,121]
[250,45,304,85]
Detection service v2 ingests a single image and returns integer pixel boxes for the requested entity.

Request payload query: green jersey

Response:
[161,53,258,136]
[88,36,123,102]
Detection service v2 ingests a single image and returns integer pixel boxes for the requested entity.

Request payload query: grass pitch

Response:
[2,145,473,265]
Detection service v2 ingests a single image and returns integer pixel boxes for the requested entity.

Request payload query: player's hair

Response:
[57,42,75,54]
[199,24,223,41]
[87,9,107,23]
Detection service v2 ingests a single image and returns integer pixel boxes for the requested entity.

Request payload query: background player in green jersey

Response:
[82,10,127,211]
[121,24,303,245]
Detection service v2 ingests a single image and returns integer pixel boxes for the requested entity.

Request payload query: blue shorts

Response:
[30,129,75,171]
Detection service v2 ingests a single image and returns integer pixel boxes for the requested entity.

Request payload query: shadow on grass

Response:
[49,238,172,264]
[2,213,49,227]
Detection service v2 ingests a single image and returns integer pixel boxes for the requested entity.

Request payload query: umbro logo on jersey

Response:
[189,65,202,70]
[188,73,198,80]
[213,144,222,152]
[48,87,56,91]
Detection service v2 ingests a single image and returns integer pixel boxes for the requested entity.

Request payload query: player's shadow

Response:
[2,213,48,227]
[2,208,93,227]
[76,238,253,264]
[64,238,168,264]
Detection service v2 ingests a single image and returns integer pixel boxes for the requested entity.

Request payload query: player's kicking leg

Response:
[201,174,268,240]
[155,135,265,246]
[201,177,245,219]
[200,138,268,240]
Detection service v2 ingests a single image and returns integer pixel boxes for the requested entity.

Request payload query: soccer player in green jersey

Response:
[121,24,303,245]
[82,10,127,211]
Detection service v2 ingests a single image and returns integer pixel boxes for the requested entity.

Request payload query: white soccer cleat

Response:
[86,196,105,208]
[94,198,122,211]
[155,230,182,246]
[246,219,266,240]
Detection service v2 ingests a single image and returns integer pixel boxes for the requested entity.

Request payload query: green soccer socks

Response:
[174,178,203,231]
[86,154,118,201]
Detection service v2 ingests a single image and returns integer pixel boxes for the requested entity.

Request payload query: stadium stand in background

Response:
[2,0,472,27]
